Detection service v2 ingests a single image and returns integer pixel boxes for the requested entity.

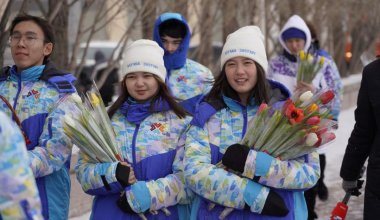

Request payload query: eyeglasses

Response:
[8,34,43,47]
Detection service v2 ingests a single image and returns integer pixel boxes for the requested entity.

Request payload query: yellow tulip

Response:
[299,50,306,60]
[319,56,325,65]
[90,93,100,106]
[308,103,319,112]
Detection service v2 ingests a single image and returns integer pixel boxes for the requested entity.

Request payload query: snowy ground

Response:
[315,105,365,220]
[70,106,366,220]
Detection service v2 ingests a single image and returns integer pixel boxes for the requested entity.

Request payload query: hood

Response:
[267,79,291,105]
[279,15,311,54]
[153,12,191,71]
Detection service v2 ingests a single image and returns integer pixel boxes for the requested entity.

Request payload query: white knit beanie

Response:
[121,39,166,82]
[220,26,268,73]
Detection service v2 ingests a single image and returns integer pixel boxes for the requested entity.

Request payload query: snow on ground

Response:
[316,106,365,220]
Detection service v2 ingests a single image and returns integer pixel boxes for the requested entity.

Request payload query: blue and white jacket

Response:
[153,12,214,114]
[0,61,76,220]
[184,80,320,220]
[75,99,193,220]
[0,111,42,220]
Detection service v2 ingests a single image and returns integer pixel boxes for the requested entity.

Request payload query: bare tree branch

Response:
[48,0,63,23]
[0,0,14,66]
[32,0,47,17]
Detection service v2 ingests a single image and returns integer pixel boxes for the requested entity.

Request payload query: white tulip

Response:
[306,133,318,146]
[300,91,313,102]
[64,115,76,127]
[71,94,82,104]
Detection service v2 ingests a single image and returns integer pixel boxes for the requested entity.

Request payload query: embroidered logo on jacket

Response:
[177,75,187,83]
[150,122,166,133]
[26,89,40,99]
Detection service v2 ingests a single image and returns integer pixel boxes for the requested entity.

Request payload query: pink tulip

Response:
[306,116,320,125]
[258,103,268,114]
[320,132,336,145]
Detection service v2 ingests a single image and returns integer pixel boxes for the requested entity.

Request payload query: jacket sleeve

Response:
[243,150,320,189]
[75,152,122,195]
[28,93,75,178]
[183,124,269,211]
[327,60,343,121]
[126,125,194,212]
[202,68,215,95]
[0,113,42,219]
[313,60,342,120]
[340,66,375,181]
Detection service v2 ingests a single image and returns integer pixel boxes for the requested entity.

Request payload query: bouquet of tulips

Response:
[240,89,336,160]
[61,85,123,163]
[60,84,170,219]
[212,89,337,219]
[297,50,325,83]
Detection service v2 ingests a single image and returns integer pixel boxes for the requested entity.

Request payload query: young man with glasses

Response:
[0,14,77,220]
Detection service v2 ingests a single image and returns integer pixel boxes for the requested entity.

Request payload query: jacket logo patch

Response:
[177,75,187,83]
[26,89,40,99]
[150,122,166,133]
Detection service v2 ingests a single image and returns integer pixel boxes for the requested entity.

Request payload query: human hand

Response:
[222,144,250,173]
[116,162,136,187]
[244,181,288,216]
[260,190,289,216]
[295,81,316,93]
[120,162,137,184]
[342,179,364,196]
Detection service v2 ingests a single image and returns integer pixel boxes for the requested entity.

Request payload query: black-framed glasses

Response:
[8,33,42,47]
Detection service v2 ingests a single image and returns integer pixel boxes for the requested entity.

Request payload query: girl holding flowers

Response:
[268,15,342,219]
[75,39,193,219]
[184,26,320,219]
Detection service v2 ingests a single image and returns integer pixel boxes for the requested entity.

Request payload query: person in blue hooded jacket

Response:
[75,39,193,220]
[153,12,214,114]
[184,26,320,220]
[0,14,77,220]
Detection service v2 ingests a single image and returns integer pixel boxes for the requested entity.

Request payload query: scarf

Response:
[10,65,45,82]
[120,97,170,124]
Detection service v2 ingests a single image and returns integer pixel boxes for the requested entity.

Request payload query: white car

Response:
[77,41,122,67]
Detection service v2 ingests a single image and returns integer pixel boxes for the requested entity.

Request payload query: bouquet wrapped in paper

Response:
[60,85,170,219]
[212,89,337,219]
[297,50,325,83]
[61,85,123,163]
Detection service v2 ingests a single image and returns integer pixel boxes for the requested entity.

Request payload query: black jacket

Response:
[340,59,380,197]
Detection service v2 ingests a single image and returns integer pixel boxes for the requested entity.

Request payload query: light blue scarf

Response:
[10,65,45,82]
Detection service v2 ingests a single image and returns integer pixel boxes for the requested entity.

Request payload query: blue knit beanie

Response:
[282,28,306,41]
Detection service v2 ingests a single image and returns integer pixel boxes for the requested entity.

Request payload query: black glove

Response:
[222,144,250,173]
[244,190,289,217]
[342,179,364,196]
[117,192,136,214]
[116,163,131,187]
[261,190,289,216]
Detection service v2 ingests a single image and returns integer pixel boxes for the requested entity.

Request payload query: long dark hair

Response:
[206,61,270,105]
[108,75,188,119]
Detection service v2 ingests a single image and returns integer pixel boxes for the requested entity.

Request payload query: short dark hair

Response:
[10,14,55,45]
[159,19,187,39]
[10,14,55,62]
[206,62,270,105]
